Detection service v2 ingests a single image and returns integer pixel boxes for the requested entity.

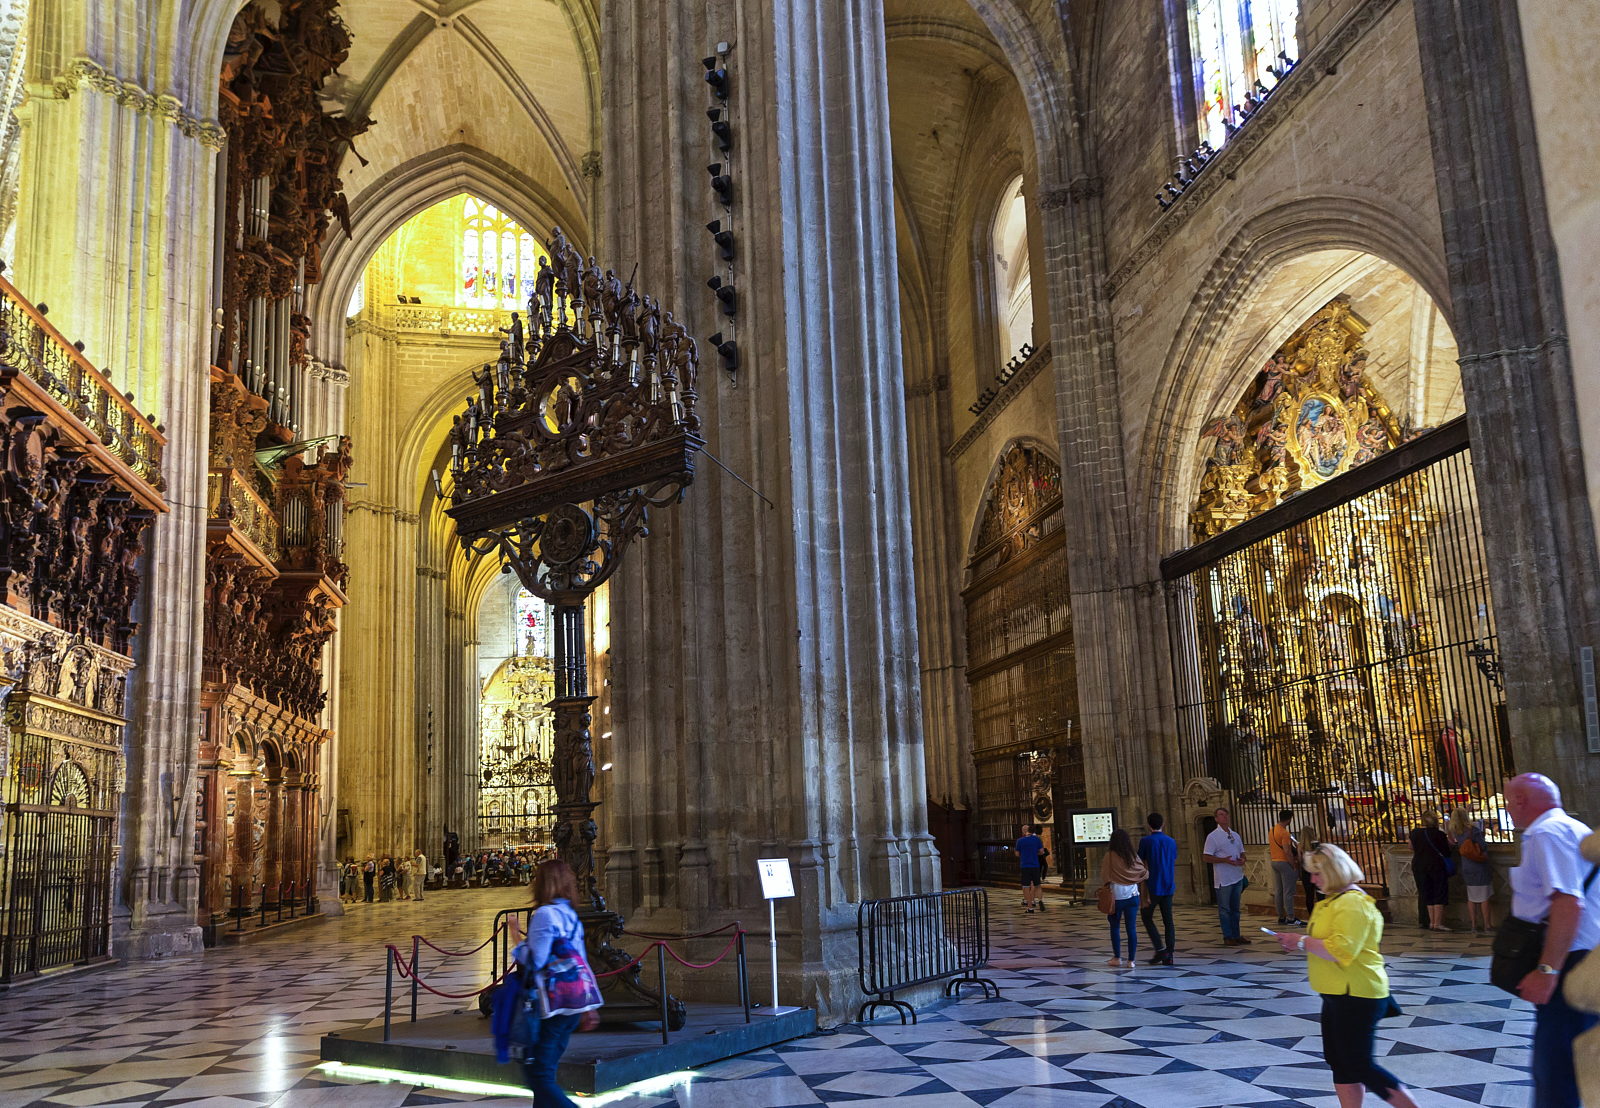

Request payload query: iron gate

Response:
[1,723,120,981]
[1161,419,1510,884]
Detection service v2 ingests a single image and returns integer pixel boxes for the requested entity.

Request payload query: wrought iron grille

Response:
[1163,420,1508,885]
[964,444,1080,880]
[0,731,116,980]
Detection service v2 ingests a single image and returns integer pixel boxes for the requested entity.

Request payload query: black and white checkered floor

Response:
[0,889,1535,1107]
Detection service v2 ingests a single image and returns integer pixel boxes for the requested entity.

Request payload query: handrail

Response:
[0,271,166,504]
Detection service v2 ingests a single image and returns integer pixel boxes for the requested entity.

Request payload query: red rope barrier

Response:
[414,923,505,958]
[388,946,513,999]
[621,922,745,942]
[660,929,744,970]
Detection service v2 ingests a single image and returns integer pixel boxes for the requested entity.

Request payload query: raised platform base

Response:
[218,910,327,945]
[321,1003,815,1094]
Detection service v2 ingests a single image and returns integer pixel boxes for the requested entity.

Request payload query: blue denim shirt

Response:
[1138,831,1177,898]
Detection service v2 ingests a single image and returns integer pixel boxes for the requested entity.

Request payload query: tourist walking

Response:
[1273,843,1421,1108]
[1297,824,1320,916]
[1503,773,1599,1108]
[1138,812,1177,965]
[1409,808,1452,931]
[508,860,599,1108]
[1014,824,1045,913]
[1448,806,1493,932]
[413,850,428,902]
[362,854,376,903]
[1271,808,1304,925]
[1100,829,1147,968]
[1203,807,1248,945]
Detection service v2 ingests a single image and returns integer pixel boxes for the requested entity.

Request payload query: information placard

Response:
[757,857,795,900]
[1066,807,1117,846]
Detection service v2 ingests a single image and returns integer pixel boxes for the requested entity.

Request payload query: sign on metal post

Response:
[755,858,800,1016]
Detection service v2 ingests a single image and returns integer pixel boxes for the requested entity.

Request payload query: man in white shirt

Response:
[1506,773,1599,1108]
[1203,807,1249,946]
[413,851,428,902]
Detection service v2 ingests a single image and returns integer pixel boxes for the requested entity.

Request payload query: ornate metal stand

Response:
[445,234,699,1031]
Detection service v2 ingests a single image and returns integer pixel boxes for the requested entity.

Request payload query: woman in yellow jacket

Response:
[1274,844,1420,1108]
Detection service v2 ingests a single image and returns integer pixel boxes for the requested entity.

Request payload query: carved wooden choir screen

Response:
[963,444,1082,883]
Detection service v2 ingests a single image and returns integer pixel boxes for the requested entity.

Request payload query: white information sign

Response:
[757,858,795,900]
[754,858,800,1017]
[1071,811,1115,845]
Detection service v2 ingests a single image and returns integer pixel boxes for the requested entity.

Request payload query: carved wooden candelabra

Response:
[445,229,699,1027]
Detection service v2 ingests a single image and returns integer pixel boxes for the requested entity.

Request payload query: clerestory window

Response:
[459,199,541,310]
[1191,0,1297,148]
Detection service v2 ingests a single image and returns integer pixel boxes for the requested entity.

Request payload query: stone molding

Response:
[306,359,350,388]
[903,374,950,400]
[1101,0,1401,300]
[1039,178,1103,212]
[347,498,418,525]
[415,566,447,580]
[28,58,225,148]
[947,344,1052,459]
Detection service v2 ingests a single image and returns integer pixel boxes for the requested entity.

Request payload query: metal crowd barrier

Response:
[857,887,999,1024]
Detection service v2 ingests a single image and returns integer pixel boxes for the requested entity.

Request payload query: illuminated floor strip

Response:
[316,1060,699,1102]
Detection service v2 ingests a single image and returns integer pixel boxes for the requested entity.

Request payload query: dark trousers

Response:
[1300,869,1318,917]
[1320,993,1402,1096]
[1533,949,1596,1108]
[522,1012,582,1108]
[1142,893,1174,954]
[363,875,374,902]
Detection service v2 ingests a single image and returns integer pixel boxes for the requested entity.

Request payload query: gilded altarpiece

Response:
[1170,300,1505,882]
[478,655,554,844]
[963,445,1080,882]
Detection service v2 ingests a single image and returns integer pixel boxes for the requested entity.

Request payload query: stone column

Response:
[603,0,935,1020]
[228,774,255,916]
[10,7,225,959]
[1412,0,1600,799]
[262,774,282,908]
[338,323,419,861]
[284,774,303,900]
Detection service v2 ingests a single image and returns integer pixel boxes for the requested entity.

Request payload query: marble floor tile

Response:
[775,1044,912,1075]
[984,1090,1115,1108]
[918,1055,1071,1091]
[813,1070,933,1096]
[672,1074,819,1107]
[1094,1069,1285,1107]
[43,1080,167,1105]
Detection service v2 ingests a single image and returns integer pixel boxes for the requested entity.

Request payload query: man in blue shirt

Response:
[1138,812,1178,965]
[1014,825,1045,913]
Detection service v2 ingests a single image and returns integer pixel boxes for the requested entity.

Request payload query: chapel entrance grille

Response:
[964,445,1080,883]
[0,733,116,981]
[1163,418,1509,885]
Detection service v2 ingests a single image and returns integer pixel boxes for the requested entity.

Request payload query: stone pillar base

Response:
[114,913,205,961]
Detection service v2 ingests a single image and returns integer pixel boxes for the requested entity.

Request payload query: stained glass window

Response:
[460,198,547,310]
[515,588,547,658]
[1192,0,1297,149]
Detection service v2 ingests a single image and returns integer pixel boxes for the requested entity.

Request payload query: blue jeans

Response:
[521,1012,582,1108]
[1216,879,1242,940]
[1533,950,1596,1108]
[1109,896,1139,961]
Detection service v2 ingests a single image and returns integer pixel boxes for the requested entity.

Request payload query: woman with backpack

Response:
[1409,808,1453,931]
[1448,806,1494,933]
[507,860,601,1107]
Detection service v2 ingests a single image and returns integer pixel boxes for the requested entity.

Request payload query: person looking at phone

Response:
[1273,843,1420,1108]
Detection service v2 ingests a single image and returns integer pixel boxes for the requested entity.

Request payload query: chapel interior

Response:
[0,0,1590,1033]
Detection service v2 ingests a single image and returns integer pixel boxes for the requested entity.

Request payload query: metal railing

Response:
[208,468,282,564]
[857,888,998,1024]
[1162,420,1509,886]
[0,272,165,494]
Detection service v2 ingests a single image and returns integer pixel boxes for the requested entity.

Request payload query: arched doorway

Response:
[963,443,1079,886]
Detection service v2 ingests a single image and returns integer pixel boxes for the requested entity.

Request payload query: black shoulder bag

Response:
[1490,863,1600,994]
